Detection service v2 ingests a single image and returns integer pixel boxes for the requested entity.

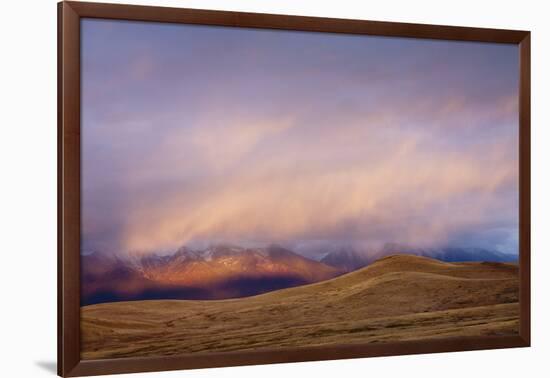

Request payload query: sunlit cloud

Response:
[81,19,519,257]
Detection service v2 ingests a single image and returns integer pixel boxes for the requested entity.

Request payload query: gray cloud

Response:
[81,19,519,257]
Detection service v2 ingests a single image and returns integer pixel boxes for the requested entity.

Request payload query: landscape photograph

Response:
[80,19,520,360]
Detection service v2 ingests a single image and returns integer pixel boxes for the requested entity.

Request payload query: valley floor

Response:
[80,254,519,359]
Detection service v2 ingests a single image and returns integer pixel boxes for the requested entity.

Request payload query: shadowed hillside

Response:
[81,254,519,359]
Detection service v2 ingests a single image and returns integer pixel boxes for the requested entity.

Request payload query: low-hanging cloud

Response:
[81,19,519,257]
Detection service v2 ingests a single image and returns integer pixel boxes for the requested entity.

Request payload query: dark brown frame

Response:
[58,1,531,376]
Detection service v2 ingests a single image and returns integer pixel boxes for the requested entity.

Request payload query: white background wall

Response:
[1,0,548,376]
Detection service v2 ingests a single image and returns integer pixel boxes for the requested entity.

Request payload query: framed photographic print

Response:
[58,1,531,376]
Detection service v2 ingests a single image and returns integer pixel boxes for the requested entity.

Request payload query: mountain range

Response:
[81,244,342,305]
[82,243,517,305]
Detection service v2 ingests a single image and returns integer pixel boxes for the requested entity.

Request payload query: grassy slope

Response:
[81,254,519,359]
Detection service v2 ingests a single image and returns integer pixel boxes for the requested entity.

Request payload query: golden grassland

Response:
[81,254,519,359]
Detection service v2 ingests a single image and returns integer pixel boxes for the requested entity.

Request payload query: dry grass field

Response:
[81,254,519,359]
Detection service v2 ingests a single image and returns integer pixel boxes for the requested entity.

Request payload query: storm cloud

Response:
[81,19,519,257]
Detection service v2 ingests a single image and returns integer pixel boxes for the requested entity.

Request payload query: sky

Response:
[81,19,519,259]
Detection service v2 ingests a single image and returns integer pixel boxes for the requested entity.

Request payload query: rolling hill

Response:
[81,254,519,359]
[321,244,517,272]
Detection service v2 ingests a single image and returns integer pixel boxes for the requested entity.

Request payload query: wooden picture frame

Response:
[58,1,531,376]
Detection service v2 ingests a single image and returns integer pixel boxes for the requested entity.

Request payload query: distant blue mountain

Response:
[321,243,517,272]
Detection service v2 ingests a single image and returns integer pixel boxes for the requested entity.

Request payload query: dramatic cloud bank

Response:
[81,20,519,258]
